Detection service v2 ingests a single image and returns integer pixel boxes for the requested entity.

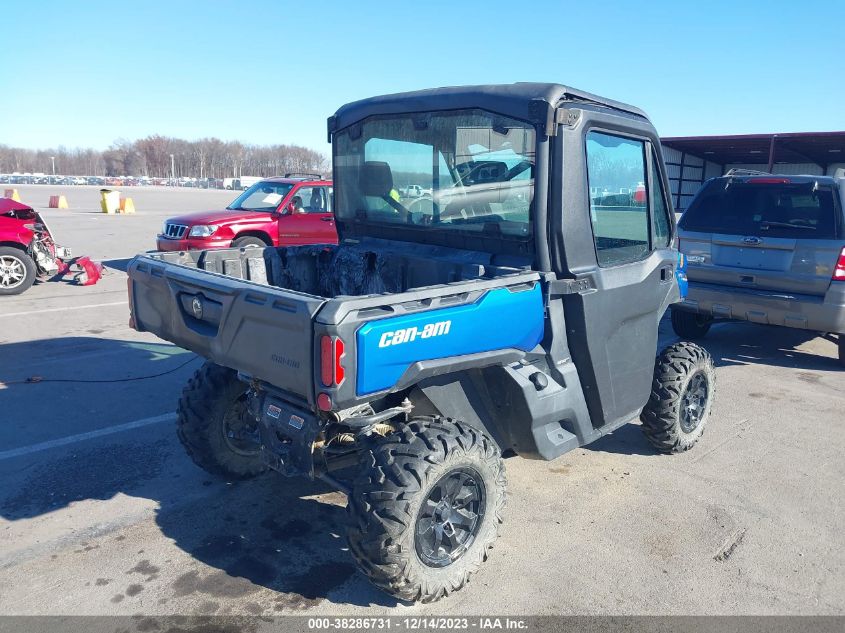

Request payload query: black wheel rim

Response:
[221,395,261,456]
[415,467,486,568]
[680,371,709,433]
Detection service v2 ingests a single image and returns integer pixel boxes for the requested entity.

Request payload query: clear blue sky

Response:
[1,0,841,157]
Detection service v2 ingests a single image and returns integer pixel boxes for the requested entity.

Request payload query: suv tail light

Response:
[319,335,346,387]
[833,247,845,281]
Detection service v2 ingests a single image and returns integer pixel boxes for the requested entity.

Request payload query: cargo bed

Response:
[127,240,543,406]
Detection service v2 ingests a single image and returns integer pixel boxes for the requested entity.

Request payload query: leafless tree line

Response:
[0,136,328,178]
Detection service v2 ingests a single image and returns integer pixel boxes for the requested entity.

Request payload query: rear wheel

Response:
[641,342,715,453]
[232,236,268,248]
[347,417,505,603]
[0,247,36,296]
[177,361,267,479]
[671,308,712,340]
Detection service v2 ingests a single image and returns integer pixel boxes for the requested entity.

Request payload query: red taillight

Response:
[319,335,346,387]
[320,335,333,386]
[334,338,346,386]
[317,392,332,411]
[833,247,845,281]
[746,177,791,184]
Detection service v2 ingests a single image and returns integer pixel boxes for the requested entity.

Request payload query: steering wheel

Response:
[406,196,435,224]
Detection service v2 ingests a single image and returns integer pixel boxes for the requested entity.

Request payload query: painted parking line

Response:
[0,413,175,462]
[0,300,128,319]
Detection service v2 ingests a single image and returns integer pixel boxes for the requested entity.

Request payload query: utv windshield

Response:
[228,182,294,212]
[334,109,536,241]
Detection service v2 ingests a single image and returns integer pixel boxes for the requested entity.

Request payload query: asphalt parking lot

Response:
[0,184,843,616]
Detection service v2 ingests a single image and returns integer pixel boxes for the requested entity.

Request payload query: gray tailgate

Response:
[681,232,841,296]
[128,256,325,402]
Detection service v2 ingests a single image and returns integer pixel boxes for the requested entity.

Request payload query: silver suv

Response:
[672,171,845,366]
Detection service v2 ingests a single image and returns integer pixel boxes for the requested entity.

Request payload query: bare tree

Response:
[0,136,328,179]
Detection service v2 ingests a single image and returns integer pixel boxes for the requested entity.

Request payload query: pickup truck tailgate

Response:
[128,256,325,402]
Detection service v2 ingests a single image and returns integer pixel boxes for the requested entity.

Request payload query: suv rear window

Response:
[680,180,838,239]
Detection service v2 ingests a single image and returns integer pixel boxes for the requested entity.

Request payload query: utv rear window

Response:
[334,109,535,241]
[680,181,838,239]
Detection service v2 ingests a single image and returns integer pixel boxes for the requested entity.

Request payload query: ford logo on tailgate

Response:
[742,236,763,245]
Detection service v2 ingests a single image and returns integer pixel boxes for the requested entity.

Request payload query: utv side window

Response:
[586,131,649,266]
[650,152,671,248]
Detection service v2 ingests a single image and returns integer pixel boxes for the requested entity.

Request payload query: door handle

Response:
[320,217,333,222]
[660,265,673,282]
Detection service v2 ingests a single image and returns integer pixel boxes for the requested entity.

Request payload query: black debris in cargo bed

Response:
[152,240,530,299]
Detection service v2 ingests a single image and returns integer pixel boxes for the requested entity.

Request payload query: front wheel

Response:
[641,342,715,453]
[177,361,267,479]
[347,418,506,603]
[671,308,712,340]
[232,236,268,248]
[0,247,37,295]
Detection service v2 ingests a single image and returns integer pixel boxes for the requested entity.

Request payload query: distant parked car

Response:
[673,171,845,365]
[156,176,337,251]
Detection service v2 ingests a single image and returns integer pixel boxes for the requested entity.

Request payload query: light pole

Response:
[170,154,175,184]
[50,156,55,183]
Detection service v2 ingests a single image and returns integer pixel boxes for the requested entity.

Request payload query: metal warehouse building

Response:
[660,131,845,211]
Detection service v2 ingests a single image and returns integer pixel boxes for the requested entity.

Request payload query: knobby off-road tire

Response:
[670,308,713,340]
[641,342,715,453]
[0,246,36,296]
[177,361,267,479]
[347,417,506,603]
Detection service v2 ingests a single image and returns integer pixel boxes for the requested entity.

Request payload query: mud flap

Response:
[251,391,320,478]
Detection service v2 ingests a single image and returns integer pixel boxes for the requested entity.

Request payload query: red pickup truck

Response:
[156,176,337,251]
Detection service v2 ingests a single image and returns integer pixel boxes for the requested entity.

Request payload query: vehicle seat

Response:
[310,189,324,213]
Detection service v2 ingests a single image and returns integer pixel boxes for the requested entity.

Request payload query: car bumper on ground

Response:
[156,236,233,252]
[676,280,845,334]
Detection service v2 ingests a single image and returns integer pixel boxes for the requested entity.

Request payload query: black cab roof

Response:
[328,83,649,139]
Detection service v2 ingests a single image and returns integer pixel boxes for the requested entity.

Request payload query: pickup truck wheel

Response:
[670,308,712,340]
[232,236,267,248]
[0,247,36,296]
[346,417,505,603]
[641,342,715,453]
[177,361,267,479]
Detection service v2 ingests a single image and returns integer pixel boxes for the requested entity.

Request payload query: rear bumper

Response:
[676,281,845,334]
[156,236,232,251]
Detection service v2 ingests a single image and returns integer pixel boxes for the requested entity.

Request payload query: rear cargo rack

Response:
[724,168,772,177]
[284,172,324,180]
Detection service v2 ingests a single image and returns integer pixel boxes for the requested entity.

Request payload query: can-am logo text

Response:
[378,320,452,348]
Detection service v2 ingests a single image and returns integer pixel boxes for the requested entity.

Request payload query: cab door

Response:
[556,114,676,430]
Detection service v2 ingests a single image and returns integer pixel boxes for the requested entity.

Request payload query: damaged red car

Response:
[0,198,72,295]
